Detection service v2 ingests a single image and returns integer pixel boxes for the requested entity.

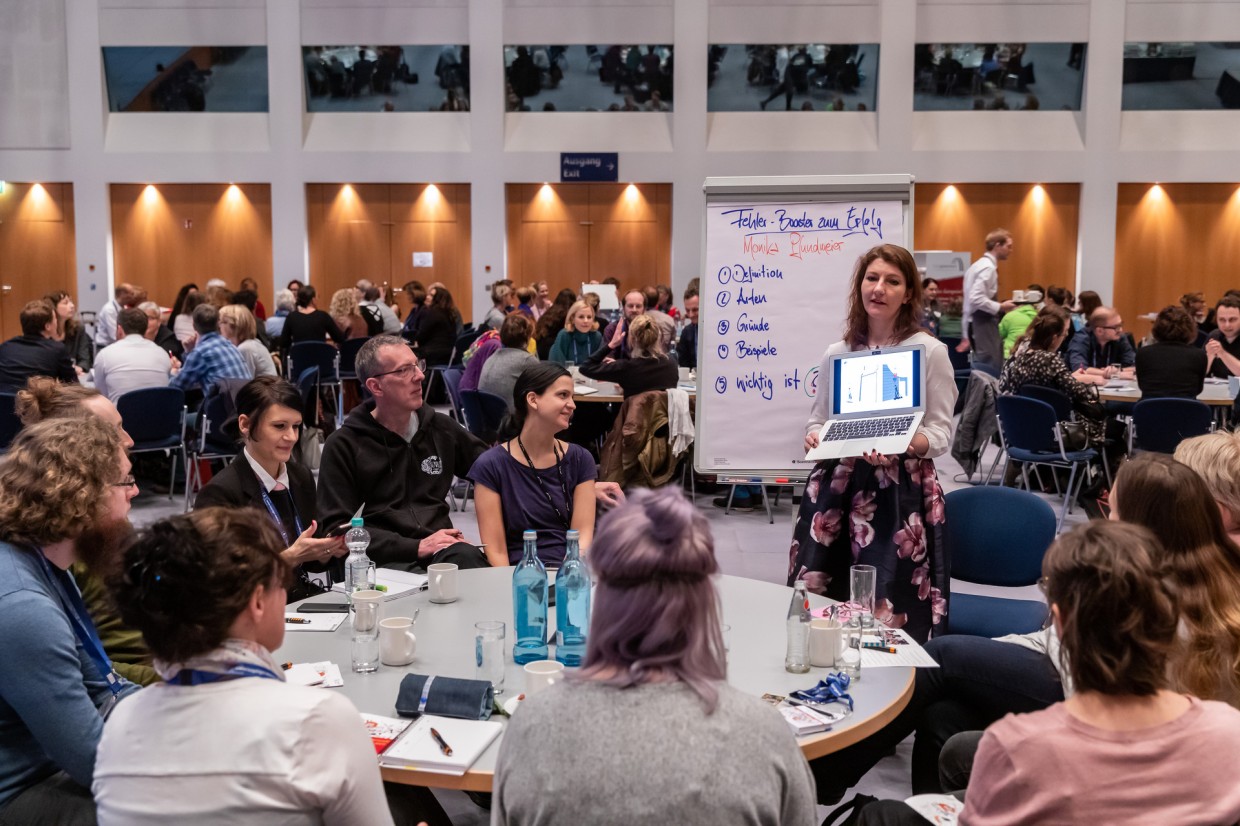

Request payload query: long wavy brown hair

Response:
[0,417,122,546]
[1113,454,1240,704]
[44,291,81,341]
[843,244,925,349]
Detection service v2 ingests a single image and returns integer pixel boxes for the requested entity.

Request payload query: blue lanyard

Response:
[259,485,304,547]
[166,663,283,686]
[37,553,124,697]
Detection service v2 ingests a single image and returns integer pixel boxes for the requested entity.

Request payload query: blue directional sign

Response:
[560,153,618,182]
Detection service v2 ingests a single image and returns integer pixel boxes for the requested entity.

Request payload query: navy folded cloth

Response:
[396,673,494,721]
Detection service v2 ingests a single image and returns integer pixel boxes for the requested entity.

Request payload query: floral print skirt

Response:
[787,454,949,643]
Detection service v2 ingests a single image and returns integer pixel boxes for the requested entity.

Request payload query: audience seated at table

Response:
[330,287,369,340]
[279,285,346,351]
[548,299,602,366]
[0,418,139,824]
[426,282,464,335]
[533,300,568,361]
[170,304,252,393]
[810,451,1240,805]
[998,309,1106,447]
[94,507,436,826]
[317,335,490,571]
[1134,305,1207,399]
[600,289,648,360]
[1067,305,1135,376]
[219,304,277,379]
[996,289,1039,359]
[137,301,184,361]
[460,325,501,393]
[400,281,427,337]
[265,289,295,339]
[1207,294,1240,379]
[172,287,206,349]
[45,290,95,373]
[193,377,347,600]
[479,313,537,411]
[1175,431,1240,545]
[678,284,700,369]
[856,519,1240,826]
[91,307,174,403]
[580,314,679,399]
[13,376,158,688]
[412,287,459,367]
[482,282,512,331]
[357,282,402,335]
[94,282,136,350]
[492,487,817,826]
[472,363,597,568]
[0,299,77,392]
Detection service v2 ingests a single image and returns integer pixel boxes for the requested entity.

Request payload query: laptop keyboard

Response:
[824,416,915,442]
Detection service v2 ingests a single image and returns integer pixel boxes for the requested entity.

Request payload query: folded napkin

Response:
[396,673,494,721]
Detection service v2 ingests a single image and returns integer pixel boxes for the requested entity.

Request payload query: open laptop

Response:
[804,344,927,461]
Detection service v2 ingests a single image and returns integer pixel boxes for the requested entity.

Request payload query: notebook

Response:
[379,715,503,776]
[805,344,926,461]
[331,569,428,602]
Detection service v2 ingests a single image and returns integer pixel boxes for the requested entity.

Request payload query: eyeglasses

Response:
[372,360,426,381]
[113,477,138,489]
[1101,323,1124,331]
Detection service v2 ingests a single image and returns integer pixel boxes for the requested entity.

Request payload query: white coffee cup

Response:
[523,660,565,696]
[809,618,842,668]
[428,563,459,604]
[379,617,417,666]
[1229,376,1240,400]
[1012,289,1026,303]
[351,589,385,631]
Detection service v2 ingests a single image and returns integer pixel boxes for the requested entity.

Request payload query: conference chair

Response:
[459,389,508,445]
[116,387,188,499]
[288,341,342,428]
[184,389,240,511]
[942,486,1055,637]
[0,392,20,453]
[427,328,484,406]
[439,366,472,511]
[1129,397,1213,454]
[337,337,369,380]
[995,394,1098,533]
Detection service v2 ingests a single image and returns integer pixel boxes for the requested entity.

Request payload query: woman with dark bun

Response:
[193,376,345,599]
[492,487,816,826]
[93,507,410,824]
[471,362,596,567]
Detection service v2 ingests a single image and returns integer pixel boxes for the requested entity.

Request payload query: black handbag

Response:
[1059,421,1089,451]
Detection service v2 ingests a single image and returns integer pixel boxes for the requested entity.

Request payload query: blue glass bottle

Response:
[555,529,590,666]
[512,530,548,663]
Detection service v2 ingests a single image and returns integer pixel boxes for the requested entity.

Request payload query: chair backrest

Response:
[289,341,339,380]
[944,487,1056,586]
[1018,384,1073,421]
[0,392,21,452]
[971,361,1001,379]
[477,391,509,435]
[1132,397,1213,454]
[442,366,466,425]
[995,394,1060,453]
[448,328,484,367]
[459,390,488,439]
[338,337,369,375]
[198,390,236,454]
[297,366,321,427]
[116,387,186,445]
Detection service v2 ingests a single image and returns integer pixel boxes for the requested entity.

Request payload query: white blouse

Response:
[804,331,958,460]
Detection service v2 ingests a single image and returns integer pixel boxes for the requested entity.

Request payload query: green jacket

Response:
[999,304,1038,360]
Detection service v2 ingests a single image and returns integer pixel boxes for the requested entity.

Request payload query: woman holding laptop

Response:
[790,244,957,644]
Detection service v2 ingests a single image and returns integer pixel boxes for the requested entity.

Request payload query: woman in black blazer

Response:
[194,377,346,599]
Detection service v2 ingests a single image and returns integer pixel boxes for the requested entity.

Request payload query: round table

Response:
[1096,378,1233,407]
[279,569,913,792]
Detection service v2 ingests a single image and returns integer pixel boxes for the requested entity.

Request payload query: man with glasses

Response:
[1068,306,1135,378]
[317,335,491,570]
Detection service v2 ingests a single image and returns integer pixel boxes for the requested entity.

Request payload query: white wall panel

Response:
[0,0,71,149]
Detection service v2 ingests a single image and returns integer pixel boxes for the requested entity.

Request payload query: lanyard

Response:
[166,663,283,686]
[259,485,304,547]
[37,552,124,697]
[515,437,572,530]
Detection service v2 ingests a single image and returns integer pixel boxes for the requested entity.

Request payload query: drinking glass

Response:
[850,564,877,630]
[475,621,506,694]
[351,602,381,673]
[839,619,863,680]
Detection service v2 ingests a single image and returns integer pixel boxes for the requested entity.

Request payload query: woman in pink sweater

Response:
[959,520,1240,825]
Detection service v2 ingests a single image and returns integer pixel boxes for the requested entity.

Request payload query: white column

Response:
[266,0,309,292]
[668,0,709,298]
[877,0,916,155]
[468,0,507,319]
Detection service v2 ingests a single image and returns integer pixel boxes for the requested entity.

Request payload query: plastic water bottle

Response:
[555,530,590,666]
[343,517,374,607]
[785,580,811,673]
[512,530,548,664]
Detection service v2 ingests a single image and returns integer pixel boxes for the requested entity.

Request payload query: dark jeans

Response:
[809,635,1064,800]
[0,772,96,826]
[386,542,491,572]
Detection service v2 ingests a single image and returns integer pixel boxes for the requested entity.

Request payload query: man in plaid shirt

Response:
[170,304,252,392]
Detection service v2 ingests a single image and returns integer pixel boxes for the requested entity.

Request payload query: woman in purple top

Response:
[471,363,597,567]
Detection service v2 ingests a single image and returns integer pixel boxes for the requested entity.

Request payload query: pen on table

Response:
[862,643,898,653]
[430,727,453,757]
[286,617,310,624]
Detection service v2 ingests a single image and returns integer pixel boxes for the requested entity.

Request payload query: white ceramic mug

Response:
[351,589,385,631]
[1229,376,1240,400]
[428,563,459,604]
[523,660,565,696]
[379,617,417,666]
[808,618,842,668]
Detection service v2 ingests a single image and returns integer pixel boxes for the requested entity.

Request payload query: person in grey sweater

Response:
[478,313,537,411]
[491,488,817,826]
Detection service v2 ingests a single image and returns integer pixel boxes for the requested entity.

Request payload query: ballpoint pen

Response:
[285,617,310,624]
[429,727,453,756]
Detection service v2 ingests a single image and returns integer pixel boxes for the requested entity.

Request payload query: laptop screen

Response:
[831,348,922,416]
